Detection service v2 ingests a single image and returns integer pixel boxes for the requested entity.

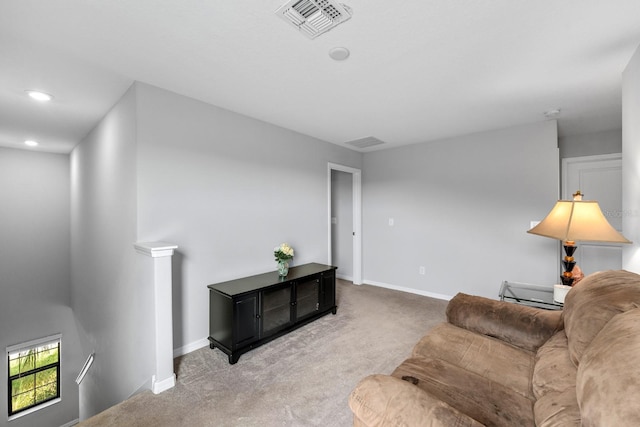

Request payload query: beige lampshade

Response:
[528,198,631,243]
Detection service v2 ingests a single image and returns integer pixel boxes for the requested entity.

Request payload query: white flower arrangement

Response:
[274,243,294,262]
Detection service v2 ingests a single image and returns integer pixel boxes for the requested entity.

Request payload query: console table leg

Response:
[332,306,337,315]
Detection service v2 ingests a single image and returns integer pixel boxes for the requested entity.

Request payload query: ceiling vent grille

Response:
[345,137,386,149]
[276,0,352,39]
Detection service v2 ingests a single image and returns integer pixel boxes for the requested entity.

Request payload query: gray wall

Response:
[134,82,363,354]
[622,44,640,272]
[70,81,364,418]
[0,148,81,427]
[559,128,622,159]
[331,170,353,280]
[362,121,560,299]
[70,86,154,420]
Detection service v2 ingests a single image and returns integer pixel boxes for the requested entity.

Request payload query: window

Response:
[7,334,61,419]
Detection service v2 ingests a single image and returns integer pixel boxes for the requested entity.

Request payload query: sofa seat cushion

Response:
[392,357,535,427]
[412,322,535,399]
[563,269,640,365]
[533,388,580,427]
[532,330,577,399]
[576,307,640,427]
[349,374,484,427]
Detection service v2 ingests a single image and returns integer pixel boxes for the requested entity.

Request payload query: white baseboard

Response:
[363,279,453,301]
[60,419,80,427]
[336,273,353,282]
[152,373,176,394]
[173,337,209,358]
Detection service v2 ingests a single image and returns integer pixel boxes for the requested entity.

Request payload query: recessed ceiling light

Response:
[329,47,350,61]
[24,140,39,147]
[25,90,53,102]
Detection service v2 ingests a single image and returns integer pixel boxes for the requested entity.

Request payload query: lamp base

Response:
[553,284,572,303]
[560,275,575,286]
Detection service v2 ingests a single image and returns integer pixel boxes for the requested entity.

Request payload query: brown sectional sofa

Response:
[349,270,640,426]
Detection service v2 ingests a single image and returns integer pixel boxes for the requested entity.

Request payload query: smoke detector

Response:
[276,0,353,39]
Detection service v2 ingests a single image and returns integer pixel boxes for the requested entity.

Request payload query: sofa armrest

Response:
[349,375,484,427]
[446,293,563,352]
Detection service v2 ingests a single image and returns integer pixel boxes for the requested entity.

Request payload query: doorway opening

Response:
[327,163,362,284]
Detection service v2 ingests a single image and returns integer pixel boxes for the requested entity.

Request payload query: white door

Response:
[331,170,353,280]
[327,163,362,285]
[563,154,623,275]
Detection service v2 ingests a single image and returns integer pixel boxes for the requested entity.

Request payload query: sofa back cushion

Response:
[576,307,640,427]
[562,270,640,365]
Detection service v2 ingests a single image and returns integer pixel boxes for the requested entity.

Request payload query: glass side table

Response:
[499,281,563,310]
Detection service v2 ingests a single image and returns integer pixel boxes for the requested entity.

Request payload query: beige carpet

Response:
[79,280,448,426]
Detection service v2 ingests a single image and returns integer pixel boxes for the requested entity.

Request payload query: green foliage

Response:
[9,343,59,414]
[274,242,294,261]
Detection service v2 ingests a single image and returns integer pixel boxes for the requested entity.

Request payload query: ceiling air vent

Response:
[276,0,353,39]
[345,137,386,149]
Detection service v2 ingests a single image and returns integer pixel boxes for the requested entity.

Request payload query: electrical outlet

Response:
[388,218,394,226]
[419,266,426,275]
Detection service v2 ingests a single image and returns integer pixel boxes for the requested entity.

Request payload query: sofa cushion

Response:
[576,307,640,427]
[392,357,535,427]
[532,330,576,399]
[446,293,562,352]
[533,388,580,427]
[412,322,535,399]
[563,270,640,365]
[349,374,484,427]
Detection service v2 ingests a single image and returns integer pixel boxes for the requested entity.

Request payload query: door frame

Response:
[562,153,623,275]
[562,153,622,200]
[327,163,362,285]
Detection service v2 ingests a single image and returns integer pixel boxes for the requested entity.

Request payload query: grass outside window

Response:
[7,336,60,418]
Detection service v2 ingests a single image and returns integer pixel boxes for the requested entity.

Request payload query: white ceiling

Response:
[2,1,640,154]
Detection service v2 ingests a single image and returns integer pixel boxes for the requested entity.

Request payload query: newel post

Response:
[133,241,178,394]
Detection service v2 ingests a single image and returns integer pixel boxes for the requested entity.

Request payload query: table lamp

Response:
[527,191,631,287]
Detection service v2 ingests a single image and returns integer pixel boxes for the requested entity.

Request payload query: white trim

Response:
[173,338,209,358]
[328,163,363,284]
[8,398,60,422]
[133,241,178,258]
[336,273,353,282]
[363,279,454,301]
[152,373,176,394]
[7,333,61,354]
[561,153,622,199]
[60,419,80,427]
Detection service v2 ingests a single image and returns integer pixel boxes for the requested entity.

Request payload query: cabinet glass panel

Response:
[296,279,319,320]
[262,286,292,334]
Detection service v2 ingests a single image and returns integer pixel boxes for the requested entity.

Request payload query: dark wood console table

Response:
[208,262,337,364]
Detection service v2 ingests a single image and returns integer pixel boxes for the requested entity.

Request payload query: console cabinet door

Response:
[319,270,336,312]
[261,284,293,336]
[234,293,260,349]
[295,278,320,321]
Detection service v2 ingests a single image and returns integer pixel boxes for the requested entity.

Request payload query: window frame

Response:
[7,334,61,420]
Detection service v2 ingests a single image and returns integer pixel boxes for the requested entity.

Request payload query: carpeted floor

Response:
[78,280,448,427]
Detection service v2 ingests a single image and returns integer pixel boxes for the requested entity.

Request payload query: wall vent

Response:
[345,137,386,149]
[276,0,352,39]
